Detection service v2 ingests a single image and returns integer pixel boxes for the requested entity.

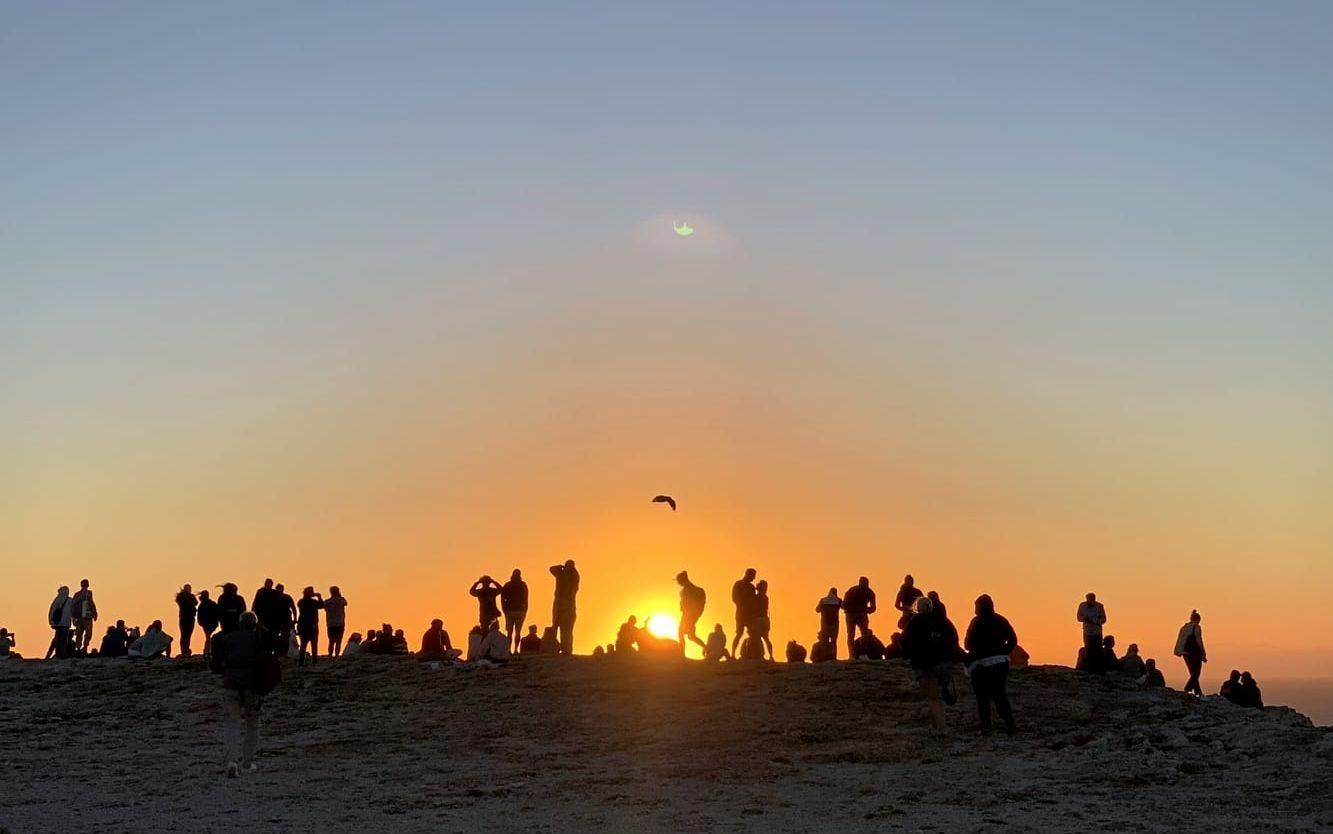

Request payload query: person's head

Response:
[276,583,285,594]
[1190,609,1201,623]
[593,645,604,656]
[743,567,756,581]
[974,594,994,615]
[511,569,522,581]
[105,626,115,635]
[564,559,575,569]
[381,623,392,636]
[431,618,443,629]
[264,578,274,589]
[394,629,404,639]
[1145,658,1157,669]
[1127,642,1140,655]
[1086,592,1096,603]
[757,579,768,594]
[527,625,537,635]
[676,571,689,586]
[148,620,163,633]
[199,589,210,600]
[627,615,637,625]
[181,583,192,594]
[480,574,492,583]
[927,590,940,603]
[858,576,869,588]
[827,586,838,596]
[903,574,914,586]
[1229,669,1241,682]
[80,579,90,590]
[915,597,934,615]
[1103,635,1116,649]
[713,624,724,635]
[303,586,315,598]
[1241,671,1254,683]
[223,582,237,594]
[115,619,125,629]
[330,585,341,597]
[889,632,902,644]
[348,632,362,643]
[57,585,69,595]
[239,612,258,631]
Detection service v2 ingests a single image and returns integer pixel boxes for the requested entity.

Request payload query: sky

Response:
[3,3,1331,691]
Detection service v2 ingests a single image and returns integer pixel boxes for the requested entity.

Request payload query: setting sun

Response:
[645,613,678,641]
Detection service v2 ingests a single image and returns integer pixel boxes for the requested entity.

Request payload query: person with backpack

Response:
[211,611,278,777]
[47,586,74,659]
[901,596,960,732]
[1174,609,1207,696]
[676,571,707,656]
[964,594,1018,735]
[175,585,198,657]
[196,589,221,657]
[501,570,529,653]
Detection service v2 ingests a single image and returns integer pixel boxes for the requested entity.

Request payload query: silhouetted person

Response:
[616,616,639,654]
[252,579,283,651]
[1238,671,1263,708]
[129,620,173,659]
[895,575,922,629]
[843,576,877,659]
[473,620,511,664]
[786,640,807,663]
[739,634,766,661]
[753,579,774,660]
[853,629,885,660]
[1220,670,1242,704]
[810,634,835,663]
[540,626,559,653]
[47,586,73,659]
[1076,592,1107,674]
[276,583,298,652]
[217,583,247,635]
[0,628,15,659]
[815,587,841,657]
[703,624,731,661]
[1174,609,1206,697]
[324,586,348,658]
[901,597,959,732]
[730,568,758,656]
[1120,642,1145,677]
[964,594,1017,735]
[176,585,198,657]
[501,570,529,653]
[470,575,503,629]
[341,632,366,657]
[884,631,904,660]
[676,571,707,655]
[1101,635,1119,671]
[420,618,457,659]
[296,586,324,666]
[1141,658,1165,688]
[519,625,542,654]
[98,624,127,658]
[211,611,269,777]
[926,590,946,621]
[70,579,98,653]
[549,560,580,654]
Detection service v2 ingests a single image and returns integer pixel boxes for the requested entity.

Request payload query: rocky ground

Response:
[1,655,1330,833]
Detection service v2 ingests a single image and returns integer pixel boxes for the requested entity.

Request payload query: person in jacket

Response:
[550,560,580,655]
[47,586,74,659]
[1174,609,1207,696]
[815,587,842,657]
[730,568,758,657]
[196,589,221,658]
[676,571,707,656]
[843,576,877,660]
[901,596,960,732]
[1140,658,1166,688]
[296,587,324,666]
[852,628,886,660]
[964,594,1017,735]
[1119,642,1146,678]
[419,618,457,659]
[501,570,529,653]
[469,575,504,630]
[217,583,247,635]
[1076,592,1107,673]
[810,634,836,663]
[175,585,198,657]
[210,611,268,777]
[1220,669,1243,704]
[275,584,298,654]
[1238,671,1263,707]
[323,586,348,658]
[895,575,923,629]
[98,624,128,658]
[70,579,98,653]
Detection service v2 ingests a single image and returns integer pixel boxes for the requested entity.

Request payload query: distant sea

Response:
[1265,678,1333,726]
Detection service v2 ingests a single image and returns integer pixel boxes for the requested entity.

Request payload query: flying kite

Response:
[652,495,677,511]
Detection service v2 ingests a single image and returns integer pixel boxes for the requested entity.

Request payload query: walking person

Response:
[197,589,221,658]
[323,586,348,658]
[176,585,198,657]
[1076,592,1107,673]
[70,579,98,653]
[549,559,580,655]
[210,612,274,777]
[842,576,877,660]
[1174,609,1207,696]
[296,586,324,666]
[729,568,758,657]
[815,587,841,659]
[676,571,707,656]
[964,594,1017,735]
[901,596,959,732]
[46,586,74,659]
[501,570,529,653]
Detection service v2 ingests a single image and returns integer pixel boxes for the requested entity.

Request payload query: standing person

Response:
[676,571,707,656]
[1076,592,1107,673]
[1174,609,1207,696]
[47,586,74,659]
[176,585,198,657]
[323,586,348,658]
[217,583,247,635]
[901,596,959,732]
[895,575,923,629]
[197,589,221,658]
[501,570,529,653]
[752,579,774,661]
[549,560,580,654]
[843,576,877,660]
[296,587,324,666]
[729,568,758,657]
[276,584,298,653]
[210,612,271,778]
[70,579,98,653]
[470,575,504,630]
[964,594,1017,735]
[815,587,842,658]
[252,579,280,649]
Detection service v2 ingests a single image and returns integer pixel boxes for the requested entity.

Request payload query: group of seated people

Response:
[1219,670,1264,708]
[96,620,175,659]
[1077,634,1167,688]
[341,623,410,657]
[340,619,569,664]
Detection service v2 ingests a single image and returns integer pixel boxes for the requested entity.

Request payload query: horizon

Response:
[4,0,1332,703]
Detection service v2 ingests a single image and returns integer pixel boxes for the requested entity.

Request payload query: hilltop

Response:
[1,656,1331,832]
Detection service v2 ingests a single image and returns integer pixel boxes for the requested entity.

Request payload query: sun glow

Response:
[645,612,678,640]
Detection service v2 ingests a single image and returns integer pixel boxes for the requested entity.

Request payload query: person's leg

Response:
[1185,657,1202,695]
[919,677,946,731]
[47,630,59,660]
[202,626,215,658]
[310,630,319,663]
[992,663,1015,733]
[179,619,194,656]
[241,691,261,769]
[59,627,73,658]
[731,615,745,655]
[222,689,242,772]
[845,614,856,659]
[563,612,575,655]
[971,666,992,731]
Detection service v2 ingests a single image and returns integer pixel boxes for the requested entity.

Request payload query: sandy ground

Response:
[1,655,1331,833]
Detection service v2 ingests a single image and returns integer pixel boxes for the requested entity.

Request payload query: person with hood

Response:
[175,585,198,657]
[469,575,504,630]
[730,568,758,657]
[676,571,707,656]
[217,583,247,635]
[843,576,877,660]
[1076,592,1107,673]
[47,586,74,659]
[752,580,774,661]
[196,589,221,657]
[323,586,348,658]
[1220,669,1243,704]
[815,587,842,657]
[703,624,732,661]
[1119,642,1146,678]
[211,611,270,777]
[296,586,324,666]
[901,596,960,732]
[70,579,98,653]
[549,560,580,655]
[895,575,923,629]
[501,570,529,653]
[964,594,1018,735]
[129,620,174,658]
[519,624,542,654]
[1174,609,1207,696]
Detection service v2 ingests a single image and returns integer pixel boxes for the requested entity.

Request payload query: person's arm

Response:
[550,565,561,578]
[866,592,877,615]
[469,580,483,597]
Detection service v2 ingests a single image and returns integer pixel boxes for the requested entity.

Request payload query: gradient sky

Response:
[3,3,1331,686]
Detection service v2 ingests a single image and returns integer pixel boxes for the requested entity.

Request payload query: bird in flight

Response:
[652,495,677,511]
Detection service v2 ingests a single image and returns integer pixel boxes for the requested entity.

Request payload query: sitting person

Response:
[0,628,17,659]
[703,624,731,662]
[852,629,886,660]
[592,645,605,657]
[882,631,905,660]
[785,639,807,663]
[368,624,395,655]
[1238,671,1263,708]
[128,621,173,659]
[419,619,460,660]
[519,625,543,654]
[1119,642,1146,678]
[539,626,559,654]
[98,625,128,658]
[472,620,511,664]
[615,616,639,654]
[810,634,836,663]
[1101,635,1120,671]
[1140,658,1166,688]
[634,628,678,655]
[341,632,366,657]
[739,635,766,661]
[1220,669,1243,704]
[391,629,409,655]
